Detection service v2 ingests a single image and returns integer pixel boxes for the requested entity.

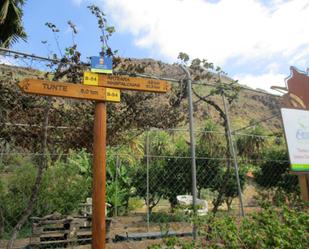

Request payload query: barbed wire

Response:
[2,122,83,130]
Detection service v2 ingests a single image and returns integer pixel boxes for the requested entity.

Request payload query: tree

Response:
[163,136,191,210]
[0,0,27,47]
[1,154,90,229]
[236,123,267,161]
[1,6,185,246]
[6,19,85,249]
[106,146,140,216]
[211,167,246,211]
[178,53,242,213]
[255,148,298,193]
[132,160,166,214]
[132,131,173,213]
[196,119,225,198]
[196,119,246,211]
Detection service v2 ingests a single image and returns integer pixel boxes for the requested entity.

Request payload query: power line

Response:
[0,47,61,64]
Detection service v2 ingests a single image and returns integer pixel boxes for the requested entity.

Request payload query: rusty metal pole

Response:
[92,102,107,249]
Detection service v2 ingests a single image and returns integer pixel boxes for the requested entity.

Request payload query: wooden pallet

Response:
[29,214,111,248]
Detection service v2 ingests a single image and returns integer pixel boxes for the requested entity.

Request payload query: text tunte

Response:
[43,83,68,92]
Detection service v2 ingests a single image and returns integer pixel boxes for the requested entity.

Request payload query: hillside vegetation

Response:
[0,59,282,135]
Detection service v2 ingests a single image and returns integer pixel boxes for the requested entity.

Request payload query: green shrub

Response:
[148,204,309,249]
[128,197,144,212]
[0,153,33,173]
[255,149,298,193]
[1,153,90,231]
[106,147,137,216]
[37,159,90,215]
[2,161,37,226]
[239,206,309,249]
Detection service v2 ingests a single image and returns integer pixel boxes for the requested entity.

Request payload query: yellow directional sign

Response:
[105,88,120,102]
[18,78,120,102]
[83,71,170,93]
[84,71,99,85]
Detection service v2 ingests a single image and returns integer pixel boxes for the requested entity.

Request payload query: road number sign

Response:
[83,71,170,93]
[91,55,113,74]
[19,78,120,102]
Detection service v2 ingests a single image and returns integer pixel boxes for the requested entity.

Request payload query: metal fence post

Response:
[115,154,120,217]
[221,93,245,217]
[180,65,198,239]
[146,129,150,232]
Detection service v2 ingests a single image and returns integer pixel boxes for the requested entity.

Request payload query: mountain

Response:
[0,59,283,137]
[112,58,282,132]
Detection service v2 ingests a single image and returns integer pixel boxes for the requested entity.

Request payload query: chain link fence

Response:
[0,50,302,248]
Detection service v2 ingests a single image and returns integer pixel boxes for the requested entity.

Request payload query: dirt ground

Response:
[77,239,165,249]
[0,239,29,249]
[0,215,192,249]
[0,239,165,249]
[109,215,192,249]
[0,183,260,249]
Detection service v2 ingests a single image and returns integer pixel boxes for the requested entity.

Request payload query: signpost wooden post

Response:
[92,102,107,249]
[19,74,170,249]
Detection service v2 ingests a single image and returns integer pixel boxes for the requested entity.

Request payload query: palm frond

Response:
[0,0,27,47]
[0,0,10,24]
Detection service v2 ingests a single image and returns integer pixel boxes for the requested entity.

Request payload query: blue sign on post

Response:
[90,56,113,74]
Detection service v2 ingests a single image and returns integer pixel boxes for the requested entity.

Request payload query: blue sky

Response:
[13,0,150,60]
[11,0,309,92]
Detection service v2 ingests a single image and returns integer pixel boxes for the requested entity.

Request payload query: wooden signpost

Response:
[19,78,120,102]
[84,71,170,93]
[19,73,170,249]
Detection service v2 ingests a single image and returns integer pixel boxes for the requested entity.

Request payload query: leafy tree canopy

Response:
[0,0,27,47]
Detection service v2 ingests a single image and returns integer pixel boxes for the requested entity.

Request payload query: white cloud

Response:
[266,62,281,73]
[103,0,309,66]
[72,0,85,6]
[0,55,17,66]
[234,72,287,93]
